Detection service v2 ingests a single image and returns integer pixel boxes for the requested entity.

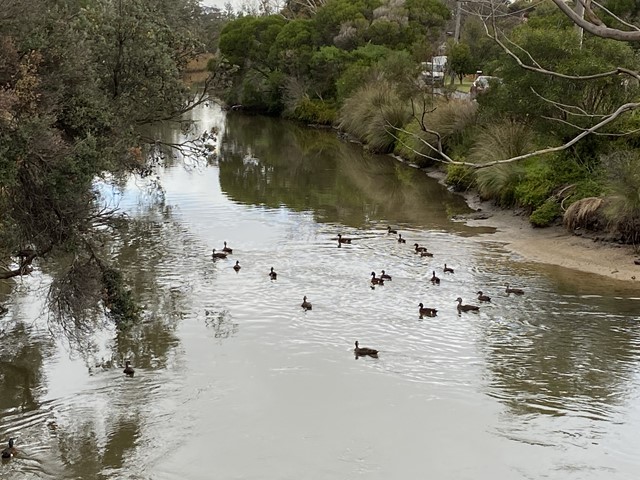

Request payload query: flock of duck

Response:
[210,226,526,360]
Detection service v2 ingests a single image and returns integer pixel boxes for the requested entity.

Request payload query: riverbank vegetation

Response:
[0,0,229,329]
[214,0,640,244]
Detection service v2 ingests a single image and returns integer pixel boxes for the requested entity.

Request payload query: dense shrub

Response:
[445,163,476,191]
[529,199,561,227]
[292,98,337,124]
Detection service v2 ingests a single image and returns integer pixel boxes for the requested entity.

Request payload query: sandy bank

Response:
[423,168,640,284]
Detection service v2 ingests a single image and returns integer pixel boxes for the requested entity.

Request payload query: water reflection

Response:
[218,113,486,233]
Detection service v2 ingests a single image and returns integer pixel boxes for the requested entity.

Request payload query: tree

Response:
[0,0,214,329]
[448,41,474,83]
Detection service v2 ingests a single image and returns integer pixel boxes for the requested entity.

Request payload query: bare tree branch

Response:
[550,0,640,41]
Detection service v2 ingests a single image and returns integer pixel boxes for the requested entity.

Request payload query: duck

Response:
[337,234,352,244]
[414,243,428,253]
[456,297,480,313]
[268,267,277,280]
[418,303,438,318]
[233,260,241,272]
[444,264,454,273]
[222,241,233,254]
[431,271,440,285]
[301,296,312,311]
[1,438,16,459]
[420,250,433,258]
[211,249,228,259]
[397,234,406,244]
[123,361,135,377]
[354,341,378,358]
[380,270,392,281]
[505,283,525,295]
[387,226,398,234]
[370,272,384,285]
[477,291,491,302]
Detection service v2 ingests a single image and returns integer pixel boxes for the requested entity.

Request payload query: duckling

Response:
[233,260,241,272]
[1,438,16,459]
[397,234,406,244]
[420,250,434,258]
[477,291,491,302]
[380,270,392,281]
[387,226,398,234]
[268,267,277,280]
[354,341,378,358]
[414,243,428,253]
[418,303,438,318]
[456,297,479,313]
[337,234,352,244]
[370,272,384,285]
[211,249,228,259]
[505,283,525,295]
[444,264,454,274]
[222,241,233,254]
[301,296,312,311]
[431,271,440,285]
[123,361,135,377]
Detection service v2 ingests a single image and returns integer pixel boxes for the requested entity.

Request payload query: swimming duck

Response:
[414,243,428,253]
[1,438,16,459]
[301,296,312,311]
[123,361,135,377]
[354,341,378,358]
[380,270,392,281]
[505,283,525,295]
[444,264,454,274]
[418,303,438,318]
[387,226,398,234]
[337,234,352,244]
[477,291,491,302]
[222,241,233,254]
[420,250,433,258]
[233,260,241,271]
[211,249,228,259]
[431,271,440,285]
[370,272,384,285]
[269,267,277,280]
[397,234,406,244]
[456,297,479,313]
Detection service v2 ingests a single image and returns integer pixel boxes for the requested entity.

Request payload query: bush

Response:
[292,98,337,124]
[476,162,526,206]
[446,163,476,191]
[529,199,561,227]
[338,80,410,153]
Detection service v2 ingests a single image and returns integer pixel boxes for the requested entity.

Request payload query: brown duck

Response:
[380,270,392,281]
[123,360,135,377]
[418,303,438,318]
[211,249,228,259]
[505,283,525,295]
[1,438,17,459]
[354,341,378,358]
[301,296,312,311]
[414,243,428,253]
[477,291,491,302]
[268,267,277,280]
[456,297,479,313]
[444,264,454,273]
[397,234,407,244]
[337,234,352,244]
[222,241,233,254]
[431,271,440,285]
[233,260,241,271]
[371,272,384,285]
[387,226,398,234]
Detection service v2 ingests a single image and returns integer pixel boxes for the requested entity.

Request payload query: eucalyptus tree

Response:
[0,0,214,330]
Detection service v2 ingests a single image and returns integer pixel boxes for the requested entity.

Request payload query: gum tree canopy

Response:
[0,0,213,329]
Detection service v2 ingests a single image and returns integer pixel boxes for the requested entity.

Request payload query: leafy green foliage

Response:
[529,199,561,227]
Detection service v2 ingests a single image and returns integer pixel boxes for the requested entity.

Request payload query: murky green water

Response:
[1,104,640,480]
